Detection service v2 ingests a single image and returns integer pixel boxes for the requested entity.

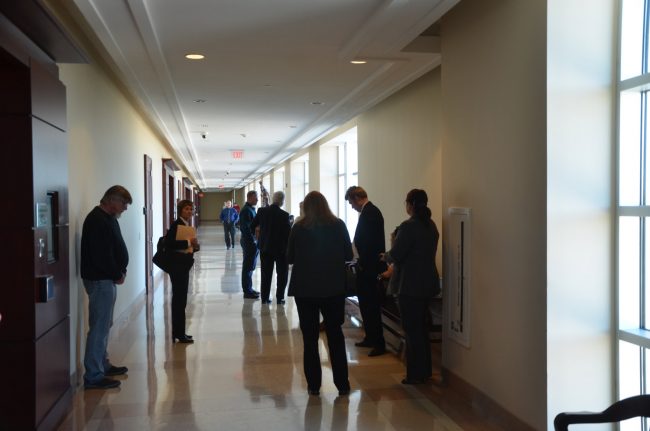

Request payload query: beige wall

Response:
[60,62,188,379]
[441,0,547,428]
[200,191,233,221]
[357,69,443,271]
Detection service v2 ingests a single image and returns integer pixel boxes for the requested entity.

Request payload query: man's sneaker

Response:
[105,365,128,376]
[84,378,121,390]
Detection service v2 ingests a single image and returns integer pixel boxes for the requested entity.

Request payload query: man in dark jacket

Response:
[345,186,387,356]
[240,190,260,299]
[252,191,291,304]
[80,185,132,389]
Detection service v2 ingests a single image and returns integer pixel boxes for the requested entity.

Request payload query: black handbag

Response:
[152,236,172,273]
[344,261,359,297]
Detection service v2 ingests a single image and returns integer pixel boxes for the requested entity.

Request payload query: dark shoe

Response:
[243,292,260,299]
[276,298,286,305]
[105,365,128,376]
[85,378,121,389]
[368,347,386,357]
[184,334,193,339]
[401,378,426,385]
[251,289,260,295]
[261,299,272,304]
[307,389,320,396]
[172,335,194,343]
[355,340,373,347]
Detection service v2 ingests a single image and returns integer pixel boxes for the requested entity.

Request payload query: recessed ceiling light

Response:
[350,60,367,64]
[289,125,297,128]
[311,101,324,105]
[185,53,205,60]
[193,99,206,103]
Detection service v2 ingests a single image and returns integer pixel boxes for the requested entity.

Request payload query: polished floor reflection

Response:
[58,222,503,431]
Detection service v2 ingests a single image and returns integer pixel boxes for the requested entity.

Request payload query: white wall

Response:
[60,61,182,379]
[441,0,548,428]
[547,0,616,426]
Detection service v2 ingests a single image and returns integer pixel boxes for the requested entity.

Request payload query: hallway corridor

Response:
[57,222,498,431]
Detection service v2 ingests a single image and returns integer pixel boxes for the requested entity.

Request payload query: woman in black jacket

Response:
[383,189,440,384]
[287,191,353,396]
[165,200,200,343]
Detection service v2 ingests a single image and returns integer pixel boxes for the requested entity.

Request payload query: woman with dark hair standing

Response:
[287,191,353,396]
[383,189,440,384]
[165,199,200,343]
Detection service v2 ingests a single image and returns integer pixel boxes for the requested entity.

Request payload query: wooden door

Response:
[144,155,153,293]
[162,159,178,232]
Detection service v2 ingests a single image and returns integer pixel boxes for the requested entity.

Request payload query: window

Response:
[336,129,358,237]
[318,128,359,236]
[274,168,285,193]
[290,155,309,216]
[618,1,650,429]
[261,174,271,205]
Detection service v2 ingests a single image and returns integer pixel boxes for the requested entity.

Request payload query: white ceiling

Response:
[62,0,459,191]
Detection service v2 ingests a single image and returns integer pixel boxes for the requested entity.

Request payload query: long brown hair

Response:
[297,191,338,227]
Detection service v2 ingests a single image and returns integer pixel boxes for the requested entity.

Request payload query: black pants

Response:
[260,252,288,301]
[398,295,432,381]
[295,296,349,392]
[241,240,259,293]
[357,271,385,349]
[169,269,190,337]
[223,223,236,248]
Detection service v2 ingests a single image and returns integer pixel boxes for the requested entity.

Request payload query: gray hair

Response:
[100,185,132,205]
[272,191,285,205]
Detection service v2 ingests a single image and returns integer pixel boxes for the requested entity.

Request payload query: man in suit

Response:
[252,191,291,304]
[345,186,387,356]
[240,190,260,299]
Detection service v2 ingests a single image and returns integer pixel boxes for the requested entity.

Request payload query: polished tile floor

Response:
[58,222,504,431]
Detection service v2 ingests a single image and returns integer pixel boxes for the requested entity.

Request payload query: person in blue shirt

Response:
[219,200,239,249]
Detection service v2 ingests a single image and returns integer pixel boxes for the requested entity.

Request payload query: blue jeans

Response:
[83,279,117,384]
[241,240,259,293]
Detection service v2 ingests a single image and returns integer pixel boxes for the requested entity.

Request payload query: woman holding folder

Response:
[165,199,200,343]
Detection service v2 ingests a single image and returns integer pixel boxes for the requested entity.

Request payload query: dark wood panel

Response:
[35,318,70,427]
[0,2,86,63]
[0,228,37,341]
[0,37,71,430]
[0,47,30,116]
[0,340,36,428]
[34,225,69,339]
[30,59,66,131]
[32,111,69,340]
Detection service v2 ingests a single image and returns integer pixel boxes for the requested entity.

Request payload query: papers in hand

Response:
[176,225,196,253]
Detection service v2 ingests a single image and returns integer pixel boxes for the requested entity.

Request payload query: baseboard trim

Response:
[442,368,536,431]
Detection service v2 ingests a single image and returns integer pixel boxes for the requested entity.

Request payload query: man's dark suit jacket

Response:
[251,204,291,257]
[354,201,386,275]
